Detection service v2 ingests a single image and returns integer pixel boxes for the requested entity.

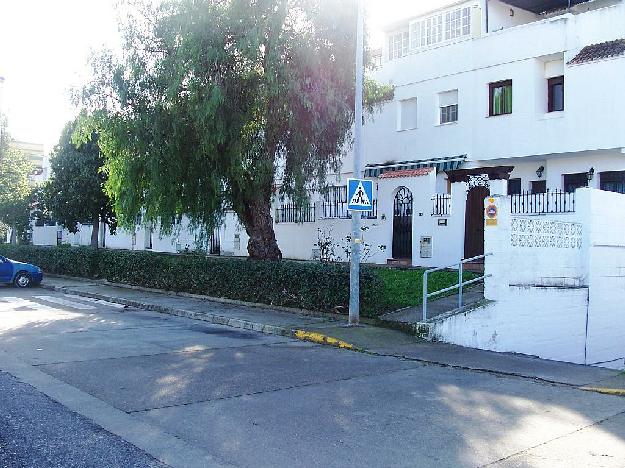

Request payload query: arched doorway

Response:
[464,183,489,258]
[392,187,413,260]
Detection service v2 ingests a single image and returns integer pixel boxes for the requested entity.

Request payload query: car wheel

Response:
[14,272,31,288]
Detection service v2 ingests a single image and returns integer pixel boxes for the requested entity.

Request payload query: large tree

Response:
[80,0,391,259]
[0,116,33,244]
[45,119,116,248]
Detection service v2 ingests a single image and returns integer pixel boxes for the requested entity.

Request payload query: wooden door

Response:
[464,186,489,259]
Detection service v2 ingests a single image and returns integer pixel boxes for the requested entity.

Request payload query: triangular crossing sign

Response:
[349,180,372,208]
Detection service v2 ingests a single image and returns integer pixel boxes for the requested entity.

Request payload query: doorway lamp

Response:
[587,167,595,182]
[536,166,545,179]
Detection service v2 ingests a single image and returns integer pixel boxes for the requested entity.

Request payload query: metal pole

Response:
[349,0,364,326]
[422,272,428,322]
[458,261,463,309]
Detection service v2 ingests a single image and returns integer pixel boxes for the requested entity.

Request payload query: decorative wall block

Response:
[510,218,582,249]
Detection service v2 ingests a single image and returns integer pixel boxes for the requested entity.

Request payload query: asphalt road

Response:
[1,287,625,468]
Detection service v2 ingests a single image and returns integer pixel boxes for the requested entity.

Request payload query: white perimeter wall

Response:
[432,188,625,369]
[583,189,625,367]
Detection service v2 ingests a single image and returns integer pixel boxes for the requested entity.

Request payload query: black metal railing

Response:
[209,228,220,255]
[510,189,575,214]
[320,200,377,220]
[321,201,350,219]
[431,194,452,216]
[275,203,316,224]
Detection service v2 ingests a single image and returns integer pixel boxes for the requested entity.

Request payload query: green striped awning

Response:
[364,155,467,178]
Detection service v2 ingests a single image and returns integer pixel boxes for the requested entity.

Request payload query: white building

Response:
[266,0,625,268]
[33,0,625,270]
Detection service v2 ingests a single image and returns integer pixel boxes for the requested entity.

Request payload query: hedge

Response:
[0,245,388,317]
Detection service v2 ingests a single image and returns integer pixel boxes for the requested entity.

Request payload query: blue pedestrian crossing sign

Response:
[347,178,373,211]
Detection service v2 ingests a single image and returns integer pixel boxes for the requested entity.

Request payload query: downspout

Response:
[484,0,489,34]
[584,287,589,365]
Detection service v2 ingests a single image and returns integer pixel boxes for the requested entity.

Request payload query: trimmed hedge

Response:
[0,245,388,317]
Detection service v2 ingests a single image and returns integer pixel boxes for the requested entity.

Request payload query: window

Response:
[508,178,521,195]
[388,31,409,60]
[398,98,418,131]
[409,7,471,51]
[489,80,512,116]
[600,171,625,194]
[563,173,588,193]
[440,105,458,124]
[439,89,459,124]
[548,76,564,112]
[531,180,547,194]
[321,186,349,219]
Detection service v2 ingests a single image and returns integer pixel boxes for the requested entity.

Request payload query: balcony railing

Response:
[431,194,452,216]
[320,200,377,220]
[510,189,575,215]
[275,203,316,224]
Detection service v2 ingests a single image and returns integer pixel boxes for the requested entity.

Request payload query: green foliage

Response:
[0,245,386,317]
[0,244,99,278]
[78,0,392,259]
[44,118,116,236]
[0,116,33,243]
[376,268,478,310]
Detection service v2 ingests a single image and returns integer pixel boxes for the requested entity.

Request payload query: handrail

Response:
[422,253,492,322]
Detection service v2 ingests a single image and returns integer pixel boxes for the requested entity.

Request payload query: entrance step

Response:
[387,258,411,267]
[463,261,485,274]
[380,284,485,325]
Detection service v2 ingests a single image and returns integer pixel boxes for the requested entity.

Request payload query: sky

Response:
[0,0,453,153]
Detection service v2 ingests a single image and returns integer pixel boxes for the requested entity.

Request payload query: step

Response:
[380,285,485,325]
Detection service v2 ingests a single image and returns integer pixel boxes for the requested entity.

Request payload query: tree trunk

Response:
[241,199,282,260]
[9,224,17,245]
[90,215,100,249]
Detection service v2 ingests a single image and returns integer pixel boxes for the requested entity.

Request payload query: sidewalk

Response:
[42,275,624,393]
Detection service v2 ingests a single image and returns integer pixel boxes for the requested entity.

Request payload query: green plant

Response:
[375,267,478,310]
[0,245,385,317]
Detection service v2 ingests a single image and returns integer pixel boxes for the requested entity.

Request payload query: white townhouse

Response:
[34,0,625,268]
[261,0,625,267]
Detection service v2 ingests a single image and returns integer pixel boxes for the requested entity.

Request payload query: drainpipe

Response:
[484,0,489,33]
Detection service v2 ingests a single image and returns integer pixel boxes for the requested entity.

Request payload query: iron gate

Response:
[392,187,413,259]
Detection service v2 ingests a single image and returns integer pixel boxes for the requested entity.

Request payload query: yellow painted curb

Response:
[294,330,355,350]
[581,387,625,397]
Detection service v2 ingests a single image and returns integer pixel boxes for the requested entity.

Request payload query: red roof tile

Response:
[379,168,434,179]
[568,39,625,65]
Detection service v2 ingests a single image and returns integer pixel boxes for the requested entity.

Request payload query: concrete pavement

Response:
[1,286,625,467]
[43,275,624,389]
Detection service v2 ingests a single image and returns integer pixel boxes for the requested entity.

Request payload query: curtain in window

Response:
[493,87,502,115]
[503,85,512,113]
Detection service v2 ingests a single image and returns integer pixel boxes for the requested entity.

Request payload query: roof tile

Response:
[568,39,625,65]
[379,168,434,179]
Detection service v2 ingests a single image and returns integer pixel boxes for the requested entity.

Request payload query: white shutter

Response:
[438,90,458,108]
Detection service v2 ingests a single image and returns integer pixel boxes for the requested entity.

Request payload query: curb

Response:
[42,283,358,351]
[293,330,357,350]
[46,274,380,326]
[580,387,625,397]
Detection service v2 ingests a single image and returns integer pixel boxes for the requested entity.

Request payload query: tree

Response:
[0,116,32,244]
[79,0,392,259]
[45,119,116,248]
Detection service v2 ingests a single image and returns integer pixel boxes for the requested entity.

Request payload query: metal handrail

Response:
[422,253,492,322]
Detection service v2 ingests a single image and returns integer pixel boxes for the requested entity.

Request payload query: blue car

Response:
[0,255,43,288]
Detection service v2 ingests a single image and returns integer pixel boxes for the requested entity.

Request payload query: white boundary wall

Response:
[432,188,625,369]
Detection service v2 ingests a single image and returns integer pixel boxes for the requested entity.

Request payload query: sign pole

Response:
[349,0,364,326]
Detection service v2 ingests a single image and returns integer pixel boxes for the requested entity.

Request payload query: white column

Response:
[484,194,511,301]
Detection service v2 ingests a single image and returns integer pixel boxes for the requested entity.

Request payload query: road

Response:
[1,287,624,467]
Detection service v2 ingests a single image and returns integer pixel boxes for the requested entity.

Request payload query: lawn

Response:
[376,267,478,310]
